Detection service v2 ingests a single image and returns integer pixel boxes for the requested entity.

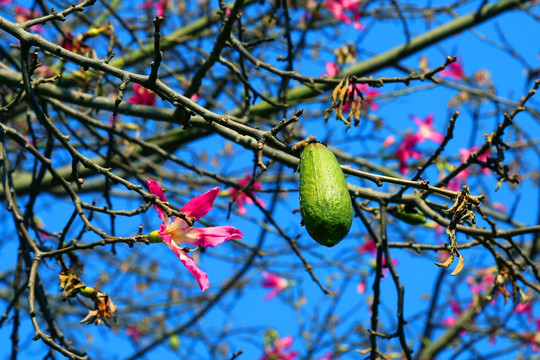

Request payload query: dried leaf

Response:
[434,253,454,268]
[80,290,118,326]
[356,348,371,355]
[497,284,510,304]
[58,270,86,299]
[419,56,429,73]
[450,254,465,276]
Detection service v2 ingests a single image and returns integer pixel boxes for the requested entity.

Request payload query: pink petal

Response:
[237,174,251,187]
[181,187,220,220]
[237,202,247,214]
[146,178,167,201]
[146,178,168,221]
[338,12,351,25]
[255,197,266,208]
[424,113,434,126]
[442,317,456,326]
[352,10,365,30]
[399,161,408,174]
[430,131,445,144]
[317,352,333,360]
[356,280,366,294]
[189,225,243,248]
[160,225,210,291]
[264,290,279,300]
[493,202,507,213]
[261,272,281,287]
[355,83,369,91]
[412,115,423,127]
[383,135,395,148]
[440,61,464,81]
[325,62,339,76]
[129,84,156,106]
[450,300,461,315]
[459,148,472,161]
[278,336,294,349]
[243,195,254,205]
[261,272,289,300]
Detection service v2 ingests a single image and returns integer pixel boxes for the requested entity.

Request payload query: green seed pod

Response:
[299,142,353,247]
[388,205,427,225]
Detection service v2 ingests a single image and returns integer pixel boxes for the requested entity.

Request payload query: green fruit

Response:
[299,142,353,247]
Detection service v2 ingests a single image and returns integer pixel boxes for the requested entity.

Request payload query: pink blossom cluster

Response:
[356,238,398,294]
[385,114,444,174]
[326,0,365,30]
[141,0,169,16]
[260,336,299,360]
[447,146,491,190]
[229,174,266,214]
[14,5,45,33]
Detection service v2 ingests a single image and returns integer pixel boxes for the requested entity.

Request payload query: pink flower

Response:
[126,326,142,342]
[459,146,490,175]
[358,238,377,255]
[356,278,366,294]
[317,352,333,360]
[325,62,339,77]
[0,0,12,5]
[441,300,468,335]
[447,146,491,189]
[141,0,169,16]
[395,134,422,174]
[128,84,156,106]
[359,238,397,278]
[515,302,534,323]
[382,135,395,148]
[522,318,540,352]
[343,84,380,113]
[439,59,465,81]
[446,178,461,192]
[14,6,45,33]
[146,179,243,291]
[260,336,299,360]
[466,268,495,294]
[492,202,507,213]
[326,0,365,30]
[261,272,289,300]
[441,316,456,326]
[229,174,266,214]
[61,31,74,51]
[450,300,461,316]
[412,114,444,144]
